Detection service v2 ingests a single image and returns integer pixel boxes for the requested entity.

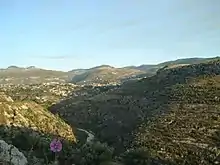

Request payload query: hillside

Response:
[1,57,219,85]
[157,56,220,67]
[0,58,219,164]
[0,93,75,141]
[130,56,220,71]
[0,67,69,84]
[70,65,145,85]
[0,65,144,85]
[0,92,77,164]
[70,56,220,84]
[0,83,123,164]
[50,59,220,164]
[0,83,78,109]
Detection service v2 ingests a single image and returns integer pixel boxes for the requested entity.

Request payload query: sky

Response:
[0,0,220,71]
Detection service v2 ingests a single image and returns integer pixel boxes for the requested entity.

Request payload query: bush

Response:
[121,148,151,165]
[74,142,114,165]
[121,148,170,165]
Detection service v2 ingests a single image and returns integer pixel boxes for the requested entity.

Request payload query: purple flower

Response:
[50,138,62,152]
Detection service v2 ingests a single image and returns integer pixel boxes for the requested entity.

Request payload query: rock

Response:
[0,140,28,165]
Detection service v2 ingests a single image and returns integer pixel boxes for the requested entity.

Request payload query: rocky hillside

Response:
[0,91,77,164]
[0,82,124,165]
[0,92,76,142]
[50,59,220,165]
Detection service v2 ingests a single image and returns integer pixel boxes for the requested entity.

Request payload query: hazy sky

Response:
[0,0,220,71]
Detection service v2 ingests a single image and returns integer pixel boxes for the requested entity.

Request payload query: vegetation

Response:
[51,59,220,164]
[0,57,220,164]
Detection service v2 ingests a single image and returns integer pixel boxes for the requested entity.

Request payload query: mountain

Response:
[157,56,220,66]
[0,66,69,84]
[71,57,220,84]
[70,65,145,84]
[124,64,155,71]
[1,57,219,85]
[128,56,220,71]
[50,59,220,164]
[0,65,144,85]
[90,65,114,70]
[26,66,37,69]
[5,65,37,70]
[6,65,22,69]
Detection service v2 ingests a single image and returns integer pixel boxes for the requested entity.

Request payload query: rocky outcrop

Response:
[0,140,28,165]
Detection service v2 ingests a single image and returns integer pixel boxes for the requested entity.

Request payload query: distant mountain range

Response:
[0,56,219,84]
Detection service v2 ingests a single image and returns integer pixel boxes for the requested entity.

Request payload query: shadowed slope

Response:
[50,60,220,164]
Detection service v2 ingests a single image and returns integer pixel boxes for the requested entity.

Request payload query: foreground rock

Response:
[0,140,28,165]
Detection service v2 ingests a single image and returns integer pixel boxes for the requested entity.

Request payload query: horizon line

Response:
[1,56,219,72]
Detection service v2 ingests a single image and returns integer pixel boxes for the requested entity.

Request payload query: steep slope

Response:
[129,61,220,164]
[0,85,120,165]
[0,92,77,164]
[0,92,76,142]
[50,59,220,164]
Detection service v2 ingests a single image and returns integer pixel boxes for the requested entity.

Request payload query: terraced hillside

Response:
[50,59,220,165]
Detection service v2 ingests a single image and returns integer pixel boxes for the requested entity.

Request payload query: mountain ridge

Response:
[2,56,219,72]
[0,56,219,85]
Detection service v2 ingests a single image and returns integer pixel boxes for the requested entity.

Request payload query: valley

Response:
[0,57,220,165]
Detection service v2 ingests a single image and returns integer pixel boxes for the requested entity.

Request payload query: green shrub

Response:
[74,142,114,165]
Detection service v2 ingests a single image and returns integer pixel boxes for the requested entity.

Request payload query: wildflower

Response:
[50,138,62,152]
